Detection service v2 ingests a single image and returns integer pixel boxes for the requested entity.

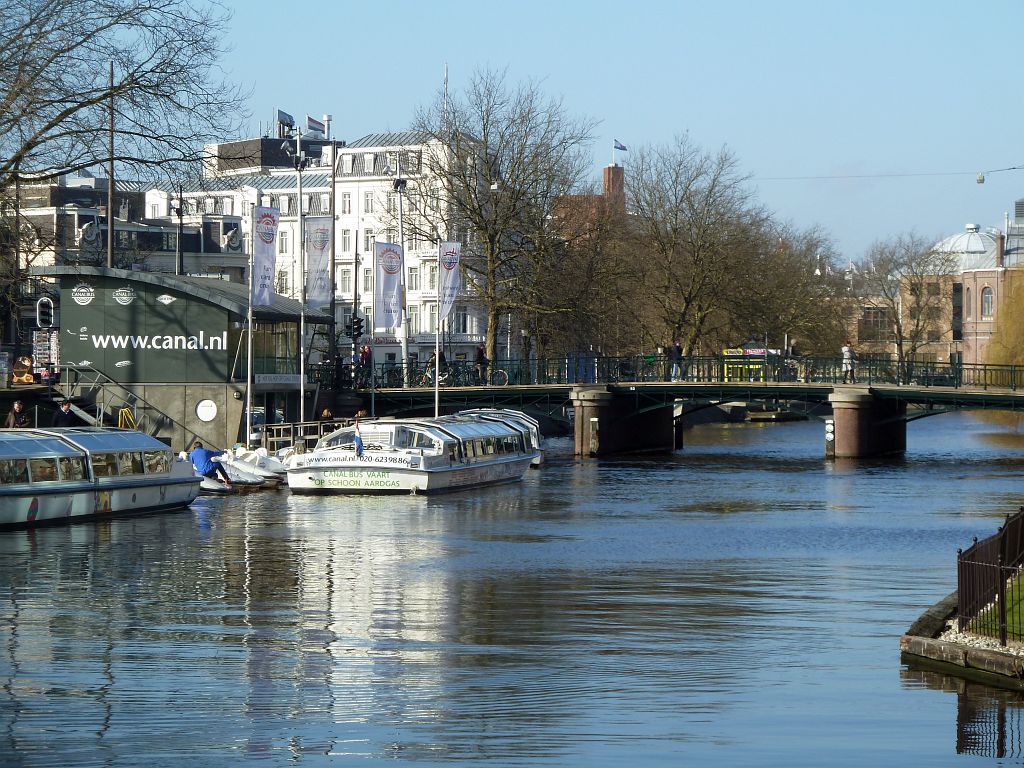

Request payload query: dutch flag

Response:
[354,419,364,457]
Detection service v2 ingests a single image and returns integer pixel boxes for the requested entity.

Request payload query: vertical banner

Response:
[438,242,461,322]
[252,206,280,306]
[304,216,333,308]
[373,241,404,331]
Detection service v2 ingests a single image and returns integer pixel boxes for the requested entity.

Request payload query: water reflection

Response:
[902,666,1024,758]
[4,413,1024,765]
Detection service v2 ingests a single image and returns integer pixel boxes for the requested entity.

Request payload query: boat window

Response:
[117,452,145,476]
[412,432,434,449]
[393,428,410,448]
[92,453,118,477]
[0,458,29,484]
[59,456,86,481]
[29,457,59,482]
[144,450,170,474]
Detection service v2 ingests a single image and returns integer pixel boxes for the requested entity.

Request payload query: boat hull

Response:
[288,455,535,495]
[0,474,201,529]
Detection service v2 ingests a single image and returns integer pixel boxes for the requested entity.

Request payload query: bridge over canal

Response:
[358,379,1024,459]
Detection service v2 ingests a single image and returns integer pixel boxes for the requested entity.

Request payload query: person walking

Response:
[51,400,81,428]
[357,344,373,387]
[4,400,32,428]
[669,340,684,382]
[474,344,489,385]
[188,440,232,487]
[841,340,858,384]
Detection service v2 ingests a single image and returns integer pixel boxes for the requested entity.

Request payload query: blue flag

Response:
[614,140,627,151]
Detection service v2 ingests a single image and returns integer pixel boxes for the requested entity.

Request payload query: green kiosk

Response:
[32,267,332,452]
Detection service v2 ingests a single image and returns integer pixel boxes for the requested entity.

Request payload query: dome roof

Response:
[933,224,1004,272]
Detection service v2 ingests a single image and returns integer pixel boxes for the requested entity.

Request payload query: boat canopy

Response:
[0,428,172,459]
[0,431,84,460]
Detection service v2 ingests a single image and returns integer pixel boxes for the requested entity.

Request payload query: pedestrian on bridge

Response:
[841,340,858,384]
[670,340,684,382]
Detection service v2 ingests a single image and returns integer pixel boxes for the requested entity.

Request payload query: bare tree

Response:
[857,232,958,378]
[411,68,596,362]
[1,0,248,188]
[627,135,760,356]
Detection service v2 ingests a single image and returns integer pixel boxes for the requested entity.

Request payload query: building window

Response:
[362,268,372,293]
[407,304,419,334]
[407,267,420,291]
[276,270,289,294]
[428,303,438,333]
[341,229,351,253]
[981,286,994,319]
[453,305,468,334]
[278,229,289,254]
[387,193,397,213]
[363,191,374,214]
[338,267,352,294]
[343,155,354,174]
[965,287,972,320]
[427,264,438,291]
[364,229,375,253]
[927,330,941,342]
[149,203,160,219]
[363,154,375,174]
[320,193,329,212]
[858,306,891,343]
[340,193,351,215]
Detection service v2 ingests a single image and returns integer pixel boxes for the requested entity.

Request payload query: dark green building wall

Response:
[59,275,238,383]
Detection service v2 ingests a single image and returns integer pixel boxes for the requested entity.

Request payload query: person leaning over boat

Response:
[188,441,232,487]
[4,400,32,428]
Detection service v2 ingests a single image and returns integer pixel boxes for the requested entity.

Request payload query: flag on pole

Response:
[438,242,461,322]
[306,115,325,134]
[276,109,295,128]
[251,206,280,307]
[303,216,333,308]
[373,241,404,331]
[613,140,627,151]
[353,418,364,457]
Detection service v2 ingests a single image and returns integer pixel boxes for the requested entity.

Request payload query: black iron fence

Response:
[310,353,1024,392]
[957,508,1024,645]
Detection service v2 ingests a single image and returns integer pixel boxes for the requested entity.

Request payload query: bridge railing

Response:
[315,354,1024,392]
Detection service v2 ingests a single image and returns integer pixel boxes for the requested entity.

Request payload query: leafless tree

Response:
[626,135,761,356]
[411,68,596,362]
[0,0,247,342]
[856,232,958,378]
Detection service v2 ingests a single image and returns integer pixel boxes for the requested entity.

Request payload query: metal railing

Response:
[958,508,1024,645]
[307,353,1024,392]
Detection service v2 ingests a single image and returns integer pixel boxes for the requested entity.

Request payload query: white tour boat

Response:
[0,427,201,529]
[286,409,542,495]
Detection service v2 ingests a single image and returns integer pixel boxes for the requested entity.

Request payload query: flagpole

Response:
[246,202,255,447]
[296,128,307,422]
[435,244,441,418]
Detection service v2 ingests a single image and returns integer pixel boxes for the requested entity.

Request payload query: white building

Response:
[147,130,488,370]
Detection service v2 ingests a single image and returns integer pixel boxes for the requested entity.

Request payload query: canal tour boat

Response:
[286,409,542,495]
[0,427,201,529]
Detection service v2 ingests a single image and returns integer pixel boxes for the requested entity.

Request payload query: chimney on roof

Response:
[997,231,1006,268]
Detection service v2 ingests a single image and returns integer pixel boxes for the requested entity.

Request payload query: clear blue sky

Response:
[221,0,1022,261]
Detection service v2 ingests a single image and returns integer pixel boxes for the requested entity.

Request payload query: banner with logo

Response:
[303,216,333,308]
[373,241,404,331]
[252,206,280,307]
[438,241,461,323]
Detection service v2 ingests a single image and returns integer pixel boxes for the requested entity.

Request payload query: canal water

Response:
[4,412,1024,766]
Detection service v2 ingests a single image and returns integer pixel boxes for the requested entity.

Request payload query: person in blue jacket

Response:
[188,440,232,486]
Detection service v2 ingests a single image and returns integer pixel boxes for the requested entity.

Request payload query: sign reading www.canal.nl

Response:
[59,275,232,383]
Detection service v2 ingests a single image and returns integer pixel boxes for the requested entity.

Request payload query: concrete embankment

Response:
[900,591,1024,691]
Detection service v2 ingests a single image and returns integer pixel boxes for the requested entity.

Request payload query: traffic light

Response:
[351,315,364,340]
[344,319,353,337]
[36,297,54,329]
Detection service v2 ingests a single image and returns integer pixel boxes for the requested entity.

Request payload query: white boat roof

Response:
[0,428,172,460]
[322,410,535,446]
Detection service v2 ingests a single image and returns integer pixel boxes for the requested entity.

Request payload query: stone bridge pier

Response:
[827,390,907,458]
[571,386,679,456]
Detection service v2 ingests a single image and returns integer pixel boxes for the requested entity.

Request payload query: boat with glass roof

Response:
[286,409,542,494]
[0,427,201,529]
